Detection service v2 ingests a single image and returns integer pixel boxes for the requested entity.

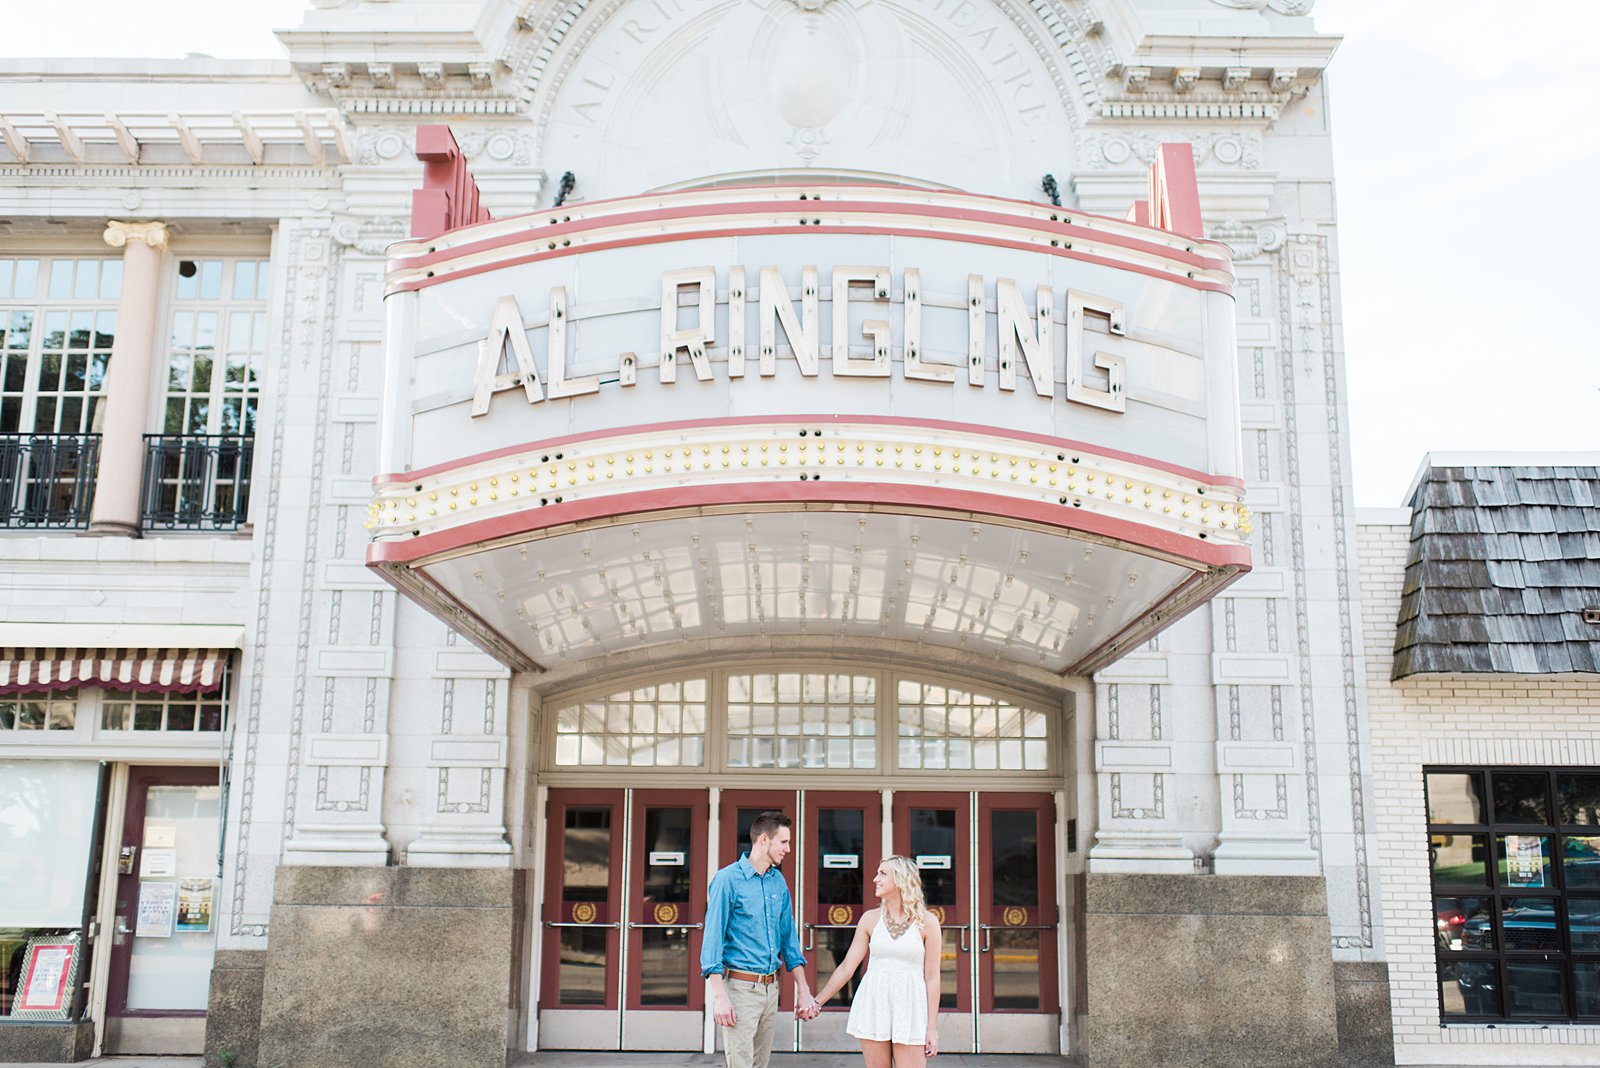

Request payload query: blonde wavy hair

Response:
[879,855,929,927]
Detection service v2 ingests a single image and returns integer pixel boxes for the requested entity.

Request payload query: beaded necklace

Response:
[883,909,913,939]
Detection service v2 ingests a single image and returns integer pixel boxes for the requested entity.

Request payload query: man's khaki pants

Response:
[723,977,780,1068]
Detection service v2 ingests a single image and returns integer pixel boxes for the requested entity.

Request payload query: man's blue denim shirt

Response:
[700,854,806,979]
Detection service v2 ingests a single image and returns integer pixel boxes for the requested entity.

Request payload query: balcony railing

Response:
[140,434,254,532]
[0,432,100,529]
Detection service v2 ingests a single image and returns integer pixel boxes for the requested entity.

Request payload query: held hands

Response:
[795,992,821,1021]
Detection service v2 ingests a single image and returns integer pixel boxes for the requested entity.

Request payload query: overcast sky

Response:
[5,1,1597,507]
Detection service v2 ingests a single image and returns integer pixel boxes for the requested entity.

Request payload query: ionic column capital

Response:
[103,220,169,251]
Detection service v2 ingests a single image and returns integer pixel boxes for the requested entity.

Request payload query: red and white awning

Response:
[0,647,230,694]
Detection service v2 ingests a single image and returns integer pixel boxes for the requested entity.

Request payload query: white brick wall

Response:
[1361,520,1600,1065]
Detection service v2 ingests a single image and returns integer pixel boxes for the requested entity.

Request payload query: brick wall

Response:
[1361,519,1600,1064]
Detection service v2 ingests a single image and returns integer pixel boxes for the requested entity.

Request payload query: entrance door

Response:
[716,790,799,1053]
[976,792,1058,1052]
[892,791,974,1053]
[799,790,881,1051]
[539,787,709,1050]
[621,789,708,1049]
[105,766,221,1055]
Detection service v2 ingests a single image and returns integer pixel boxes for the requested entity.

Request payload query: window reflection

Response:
[1438,959,1498,1016]
[1427,771,1486,825]
[1434,897,1492,952]
[1430,834,1487,886]
[1500,897,1559,952]
[1505,961,1565,1017]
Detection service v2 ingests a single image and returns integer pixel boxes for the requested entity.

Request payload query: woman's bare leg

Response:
[859,1039,894,1068]
[890,1041,927,1068]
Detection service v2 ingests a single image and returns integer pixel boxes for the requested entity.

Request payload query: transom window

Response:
[546,666,1054,774]
[553,679,707,767]
[1428,766,1600,1021]
[102,690,227,733]
[897,679,1048,771]
[727,672,877,770]
[0,694,78,731]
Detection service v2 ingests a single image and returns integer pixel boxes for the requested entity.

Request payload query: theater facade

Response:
[0,0,1435,1065]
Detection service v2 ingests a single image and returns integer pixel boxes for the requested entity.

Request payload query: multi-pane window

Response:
[0,694,78,731]
[101,690,226,733]
[727,672,877,769]
[1428,766,1600,1021]
[544,668,1052,774]
[162,258,268,436]
[552,679,708,767]
[897,679,1048,771]
[0,257,120,434]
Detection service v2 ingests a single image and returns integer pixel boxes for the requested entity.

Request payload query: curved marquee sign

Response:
[369,183,1250,676]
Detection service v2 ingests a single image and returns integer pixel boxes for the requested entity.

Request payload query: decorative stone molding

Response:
[1172,67,1200,93]
[1081,131,1261,171]
[1210,0,1315,12]
[102,219,169,250]
[1123,66,1151,92]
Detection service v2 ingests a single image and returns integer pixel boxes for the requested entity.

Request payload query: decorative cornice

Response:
[103,220,169,250]
[0,110,351,168]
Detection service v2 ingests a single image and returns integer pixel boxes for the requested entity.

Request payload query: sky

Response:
[4,1,1597,507]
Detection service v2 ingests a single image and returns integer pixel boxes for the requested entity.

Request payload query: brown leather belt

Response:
[725,968,778,985]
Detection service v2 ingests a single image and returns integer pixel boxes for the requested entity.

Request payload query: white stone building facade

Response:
[7,2,1559,1067]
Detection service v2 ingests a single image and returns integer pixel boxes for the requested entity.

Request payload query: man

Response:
[702,810,820,1068]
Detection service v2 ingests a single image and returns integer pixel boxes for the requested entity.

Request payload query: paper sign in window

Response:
[135,881,176,938]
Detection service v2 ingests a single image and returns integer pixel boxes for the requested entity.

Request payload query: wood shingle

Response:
[1392,464,1600,678]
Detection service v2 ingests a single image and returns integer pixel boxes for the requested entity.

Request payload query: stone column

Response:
[88,220,168,537]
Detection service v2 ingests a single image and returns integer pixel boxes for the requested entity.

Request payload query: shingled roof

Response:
[1393,460,1600,678]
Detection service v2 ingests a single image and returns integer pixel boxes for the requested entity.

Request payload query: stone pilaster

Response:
[88,220,167,537]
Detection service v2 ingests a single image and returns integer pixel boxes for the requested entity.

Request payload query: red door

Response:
[539,788,625,1047]
[799,790,882,1050]
[105,766,221,1054]
[892,791,972,1019]
[623,790,709,1021]
[976,793,1058,1021]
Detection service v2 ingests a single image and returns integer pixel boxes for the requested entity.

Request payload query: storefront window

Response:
[1428,766,1600,1021]
[0,759,103,1019]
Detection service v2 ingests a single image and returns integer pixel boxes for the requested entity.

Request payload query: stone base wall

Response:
[0,1021,94,1063]
[205,949,267,1068]
[1078,874,1339,1068]
[1334,961,1394,1067]
[255,866,517,1068]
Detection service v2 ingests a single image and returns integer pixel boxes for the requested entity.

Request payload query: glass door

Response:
[892,791,974,1054]
[799,790,881,1051]
[105,766,221,1055]
[976,792,1059,1052]
[717,790,799,1053]
[621,790,709,1049]
[539,789,625,1049]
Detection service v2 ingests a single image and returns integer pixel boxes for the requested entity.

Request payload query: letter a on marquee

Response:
[472,296,544,417]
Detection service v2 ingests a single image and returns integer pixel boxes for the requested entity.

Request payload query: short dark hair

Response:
[749,811,791,843]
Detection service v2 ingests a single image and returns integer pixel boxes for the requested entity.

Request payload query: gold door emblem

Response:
[573,902,597,923]
[1003,906,1027,927]
[654,902,680,925]
[929,905,946,924]
[828,904,852,926]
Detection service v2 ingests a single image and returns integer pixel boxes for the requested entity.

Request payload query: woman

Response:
[814,855,941,1064]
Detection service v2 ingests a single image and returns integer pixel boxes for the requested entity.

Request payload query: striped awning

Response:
[0,648,230,694]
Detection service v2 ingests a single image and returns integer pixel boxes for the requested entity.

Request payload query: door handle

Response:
[957,926,970,953]
[977,923,1055,952]
[544,921,622,928]
[627,922,704,929]
[802,921,857,951]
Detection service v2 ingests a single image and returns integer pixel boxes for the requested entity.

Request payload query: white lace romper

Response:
[845,913,928,1045]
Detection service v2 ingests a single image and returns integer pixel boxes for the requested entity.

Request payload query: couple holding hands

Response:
[702,811,940,1068]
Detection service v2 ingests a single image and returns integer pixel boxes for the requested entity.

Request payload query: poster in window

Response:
[1506,834,1546,888]
[139,848,176,878]
[135,881,176,937]
[9,933,81,1020]
[176,877,214,933]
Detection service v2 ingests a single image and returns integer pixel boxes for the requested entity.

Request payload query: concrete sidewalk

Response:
[516,1056,1078,1067]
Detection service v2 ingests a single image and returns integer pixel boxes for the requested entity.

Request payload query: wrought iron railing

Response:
[140,434,254,532]
[0,432,100,529]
